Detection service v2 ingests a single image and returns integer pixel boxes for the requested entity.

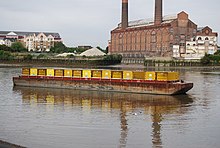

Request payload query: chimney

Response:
[154,0,162,25]
[121,0,128,29]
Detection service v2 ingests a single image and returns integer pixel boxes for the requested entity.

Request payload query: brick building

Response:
[109,0,218,63]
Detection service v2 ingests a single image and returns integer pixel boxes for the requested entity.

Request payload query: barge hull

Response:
[13,76,193,95]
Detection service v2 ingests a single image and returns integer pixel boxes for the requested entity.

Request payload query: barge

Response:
[13,68,193,95]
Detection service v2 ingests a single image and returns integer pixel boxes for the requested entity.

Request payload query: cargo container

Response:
[30,68,38,76]
[73,70,82,78]
[83,70,91,78]
[47,69,54,76]
[112,71,123,79]
[92,70,102,78]
[145,72,156,80]
[37,69,46,76]
[54,69,64,77]
[167,72,179,81]
[22,68,30,76]
[123,71,133,80]
[157,72,179,81]
[102,70,111,79]
[64,69,72,77]
[133,71,145,80]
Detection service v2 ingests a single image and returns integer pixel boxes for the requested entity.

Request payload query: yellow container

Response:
[167,72,179,81]
[156,72,168,81]
[22,68,30,76]
[30,68,38,76]
[37,69,46,76]
[123,71,133,80]
[64,69,72,77]
[133,71,145,80]
[145,72,156,80]
[112,71,123,79]
[156,72,179,81]
[102,70,111,79]
[157,72,179,81]
[92,70,102,78]
[54,69,64,77]
[83,70,91,78]
[73,70,82,78]
[47,69,54,76]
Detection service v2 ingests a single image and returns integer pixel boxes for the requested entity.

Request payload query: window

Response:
[198,37,202,40]
[205,37,209,40]
[151,31,156,43]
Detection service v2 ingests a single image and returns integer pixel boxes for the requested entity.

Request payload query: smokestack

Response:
[121,0,128,29]
[154,0,162,25]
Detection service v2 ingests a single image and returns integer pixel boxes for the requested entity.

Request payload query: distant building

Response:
[109,0,218,63]
[0,31,62,52]
[78,46,93,50]
[183,26,218,59]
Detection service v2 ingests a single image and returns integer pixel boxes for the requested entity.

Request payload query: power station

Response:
[109,0,218,63]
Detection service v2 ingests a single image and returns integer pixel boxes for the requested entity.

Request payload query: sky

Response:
[0,0,219,48]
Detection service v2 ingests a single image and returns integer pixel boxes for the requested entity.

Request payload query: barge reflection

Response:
[13,86,193,148]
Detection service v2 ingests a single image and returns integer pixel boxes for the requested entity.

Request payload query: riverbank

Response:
[0,140,25,148]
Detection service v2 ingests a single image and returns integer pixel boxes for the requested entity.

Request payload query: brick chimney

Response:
[121,0,128,29]
[154,0,162,25]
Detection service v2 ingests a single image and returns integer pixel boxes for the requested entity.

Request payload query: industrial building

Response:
[109,0,218,63]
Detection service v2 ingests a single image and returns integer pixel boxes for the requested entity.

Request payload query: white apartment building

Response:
[0,31,62,52]
[173,26,218,60]
[25,32,58,52]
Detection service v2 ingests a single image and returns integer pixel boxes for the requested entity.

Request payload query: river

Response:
[0,67,220,148]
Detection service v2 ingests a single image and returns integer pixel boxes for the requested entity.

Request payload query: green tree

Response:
[23,54,33,60]
[50,42,67,53]
[201,53,211,65]
[11,42,27,52]
[214,50,220,55]
[0,45,12,51]
[0,50,14,60]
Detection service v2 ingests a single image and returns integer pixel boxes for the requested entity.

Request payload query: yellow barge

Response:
[13,68,193,95]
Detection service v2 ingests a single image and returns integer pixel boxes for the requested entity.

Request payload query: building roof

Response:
[118,15,177,29]
[0,31,61,38]
[80,47,106,57]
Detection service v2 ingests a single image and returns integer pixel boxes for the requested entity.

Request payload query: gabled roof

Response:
[7,32,18,36]
[80,47,106,56]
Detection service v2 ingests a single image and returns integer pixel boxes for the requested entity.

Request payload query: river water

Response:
[0,67,220,148]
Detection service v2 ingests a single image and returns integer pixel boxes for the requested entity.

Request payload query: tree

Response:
[201,53,211,65]
[0,45,12,51]
[0,50,14,60]
[50,42,67,53]
[11,42,27,52]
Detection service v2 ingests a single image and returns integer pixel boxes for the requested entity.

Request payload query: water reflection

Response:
[13,86,193,148]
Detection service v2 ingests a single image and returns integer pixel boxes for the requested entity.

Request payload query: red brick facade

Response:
[109,11,197,63]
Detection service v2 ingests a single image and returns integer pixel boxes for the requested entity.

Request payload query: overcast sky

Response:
[1,0,219,48]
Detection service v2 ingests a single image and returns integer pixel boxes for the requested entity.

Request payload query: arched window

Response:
[151,31,156,43]
[198,37,202,40]
[205,37,209,40]
[187,43,190,46]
